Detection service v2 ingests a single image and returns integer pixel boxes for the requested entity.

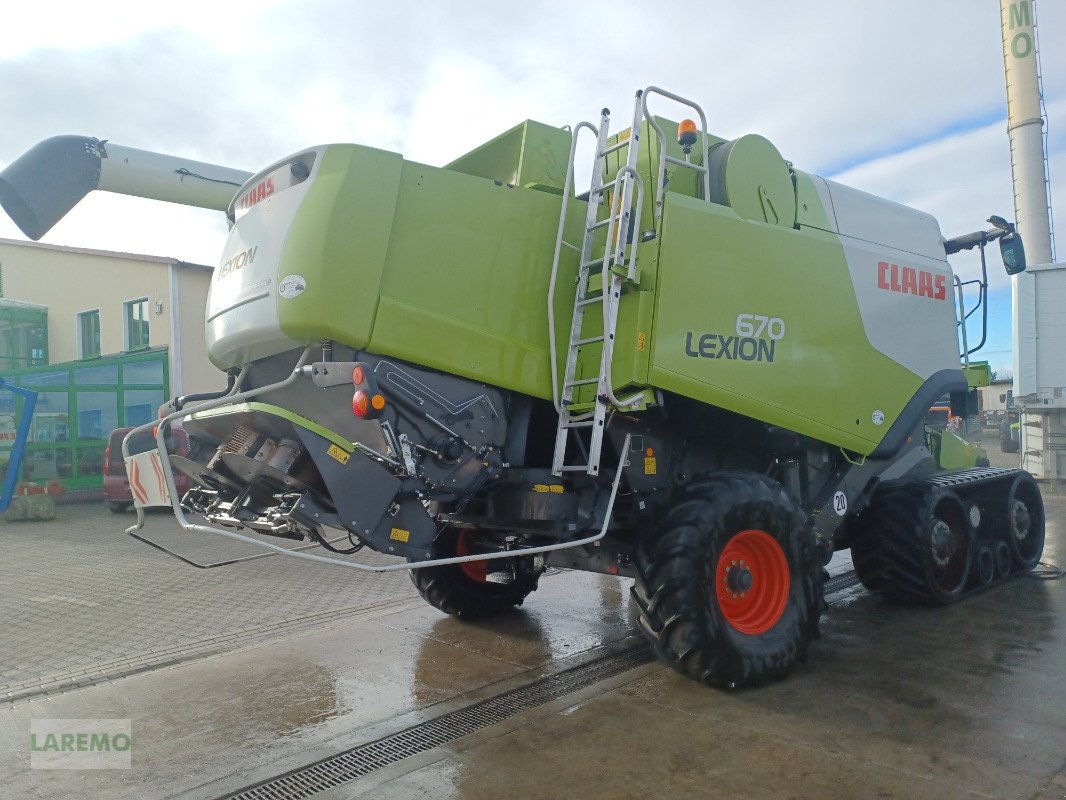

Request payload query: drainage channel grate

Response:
[223,645,653,800]
[825,569,861,596]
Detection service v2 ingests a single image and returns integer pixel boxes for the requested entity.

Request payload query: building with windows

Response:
[0,238,217,491]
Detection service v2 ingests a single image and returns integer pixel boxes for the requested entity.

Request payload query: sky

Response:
[1,0,1063,378]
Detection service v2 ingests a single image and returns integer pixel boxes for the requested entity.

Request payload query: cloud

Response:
[0,0,1062,293]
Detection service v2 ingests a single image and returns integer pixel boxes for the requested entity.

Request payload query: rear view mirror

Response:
[999,231,1026,275]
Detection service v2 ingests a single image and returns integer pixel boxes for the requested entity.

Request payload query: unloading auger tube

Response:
[122,349,631,573]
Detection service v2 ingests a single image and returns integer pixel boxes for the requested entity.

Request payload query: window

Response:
[77,309,101,359]
[76,392,118,440]
[122,359,164,385]
[0,301,48,369]
[124,389,164,427]
[123,298,150,351]
[2,351,168,490]
[75,364,118,385]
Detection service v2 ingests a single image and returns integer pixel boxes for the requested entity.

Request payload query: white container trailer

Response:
[1013,261,1066,478]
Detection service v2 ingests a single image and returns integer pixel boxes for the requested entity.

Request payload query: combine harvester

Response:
[0,87,1045,688]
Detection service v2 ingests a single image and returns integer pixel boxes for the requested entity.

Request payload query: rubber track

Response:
[852,468,1032,604]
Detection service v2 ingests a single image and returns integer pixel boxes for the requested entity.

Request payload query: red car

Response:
[103,427,192,512]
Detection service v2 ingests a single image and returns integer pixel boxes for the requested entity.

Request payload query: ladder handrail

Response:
[640,86,711,218]
[954,275,970,366]
[598,165,645,409]
[550,90,678,476]
[547,119,600,412]
[559,113,614,418]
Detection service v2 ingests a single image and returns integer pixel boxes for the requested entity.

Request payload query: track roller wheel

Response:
[851,483,971,604]
[631,471,822,689]
[410,528,541,618]
[1003,472,1045,571]
[992,540,1012,578]
[973,546,995,588]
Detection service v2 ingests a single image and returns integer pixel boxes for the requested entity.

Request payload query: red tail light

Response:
[103,447,111,477]
[352,390,370,418]
[352,389,386,419]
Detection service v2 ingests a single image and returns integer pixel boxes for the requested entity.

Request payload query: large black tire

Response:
[410,527,540,619]
[107,501,132,514]
[631,472,822,689]
[851,483,971,604]
[1000,421,1019,453]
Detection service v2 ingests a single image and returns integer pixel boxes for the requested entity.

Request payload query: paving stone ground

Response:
[0,505,418,703]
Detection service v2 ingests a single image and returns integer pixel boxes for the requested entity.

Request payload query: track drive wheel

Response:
[1003,472,1045,571]
[851,483,971,604]
[632,472,822,689]
[410,527,540,619]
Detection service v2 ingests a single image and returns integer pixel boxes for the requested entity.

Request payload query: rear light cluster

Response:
[351,364,386,419]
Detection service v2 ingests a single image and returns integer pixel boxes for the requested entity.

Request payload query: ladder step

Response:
[556,464,593,472]
[590,176,620,195]
[565,400,601,414]
[601,139,631,156]
[562,419,595,428]
[576,296,602,307]
[572,335,604,346]
[587,215,619,232]
[561,240,580,251]
[565,378,599,387]
[580,256,608,269]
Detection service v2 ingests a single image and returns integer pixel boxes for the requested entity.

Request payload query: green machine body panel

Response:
[648,194,923,455]
[211,134,584,400]
[445,120,570,194]
[208,110,962,457]
[964,361,992,388]
[277,146,403,350]
[368,160,577,398]
[930,427,987,470]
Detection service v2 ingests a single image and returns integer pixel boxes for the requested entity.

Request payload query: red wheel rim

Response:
[456,530,488,583]
[715,529,790,635]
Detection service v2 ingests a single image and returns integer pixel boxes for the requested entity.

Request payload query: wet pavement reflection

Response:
[0,494,1063,799]
[0,569,636,799]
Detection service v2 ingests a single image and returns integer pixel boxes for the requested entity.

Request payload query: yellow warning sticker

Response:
[533,484,565,494]
[637,331,647,352]
[390,527,410,543]
[644,457,657,475]
[327,444,350,465]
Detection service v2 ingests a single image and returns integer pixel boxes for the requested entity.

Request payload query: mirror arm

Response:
[965,240,990,356]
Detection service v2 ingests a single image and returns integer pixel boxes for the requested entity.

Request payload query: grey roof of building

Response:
[0,237,213,272]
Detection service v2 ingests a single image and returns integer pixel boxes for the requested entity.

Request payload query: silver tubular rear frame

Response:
[122,349,631,573]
